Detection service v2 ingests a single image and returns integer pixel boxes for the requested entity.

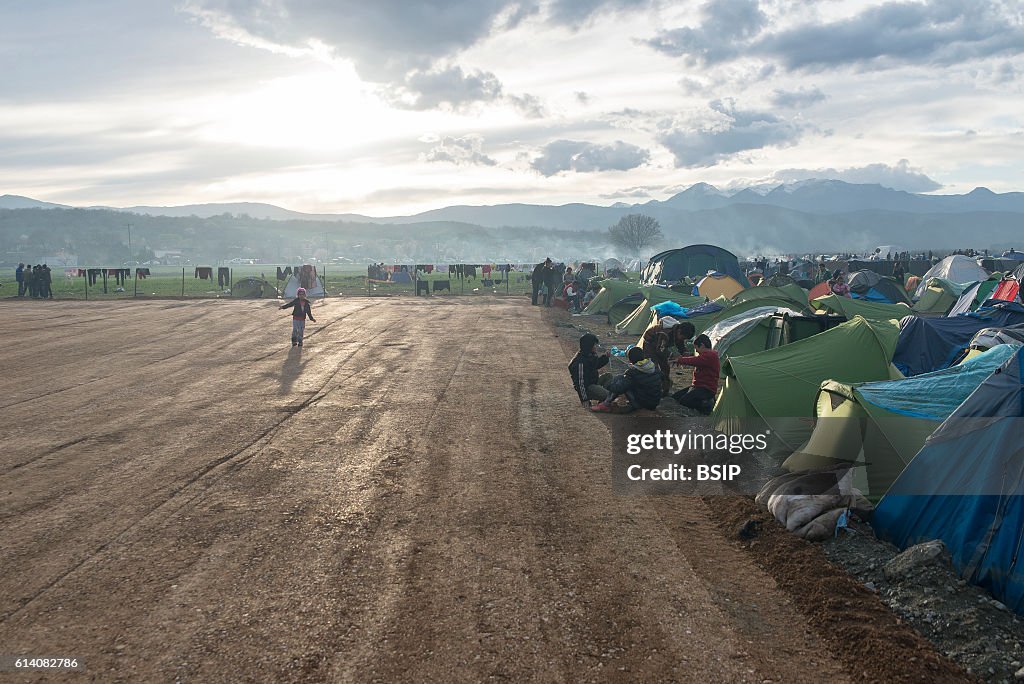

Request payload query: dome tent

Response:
[913,255,988,299]
[283,265,325,298]
[641,245,748,287]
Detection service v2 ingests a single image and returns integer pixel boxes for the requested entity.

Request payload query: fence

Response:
[1,264,577,300]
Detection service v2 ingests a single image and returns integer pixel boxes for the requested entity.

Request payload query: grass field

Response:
[0,265,541,299]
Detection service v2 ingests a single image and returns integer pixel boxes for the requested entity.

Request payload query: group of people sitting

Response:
[568,316,720,415]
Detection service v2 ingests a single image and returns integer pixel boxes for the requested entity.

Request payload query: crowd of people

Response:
[531,258,596,312]
[15,263,53,298]
[568,319,720,415]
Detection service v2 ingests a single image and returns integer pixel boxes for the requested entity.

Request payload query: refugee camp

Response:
[4,0,1024,682]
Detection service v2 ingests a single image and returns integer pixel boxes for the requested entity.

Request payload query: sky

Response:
[1,0,1022,216]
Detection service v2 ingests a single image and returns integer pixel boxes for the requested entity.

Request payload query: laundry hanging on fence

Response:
[136,268,150,279]
[195,267,213,280]
[217,267,230,287]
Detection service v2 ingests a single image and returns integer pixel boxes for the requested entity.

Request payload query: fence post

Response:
[181,268,185,297]
[134,268,138,297]
[84,269,89,300]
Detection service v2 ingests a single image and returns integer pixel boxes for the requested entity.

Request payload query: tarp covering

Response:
[615,290,705,335]
[713,316,901,452]
[874,346,1024,613]
[641,245,748,286]
[784,343,1020,497]
[582,279,643,315]
[812,294,911,322]
[913,255,988,299]
[894,304,1024,376]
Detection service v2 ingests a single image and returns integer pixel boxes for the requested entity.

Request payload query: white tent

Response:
[283,265,326,298]
[913,255,988,299]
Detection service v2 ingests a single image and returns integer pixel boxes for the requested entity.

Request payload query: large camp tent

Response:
[847,270,912,305]
[913,255,988,299]
[873,346,1024,613]
[812,294,912,323]
[582,279,643,315]
[948,275,1003,316]
[893,304,1024,376]
[641,245,748,286]
[694,273,745,300]
[782,343,1020,499]
[912,278,970,315]
[712,316,902,453]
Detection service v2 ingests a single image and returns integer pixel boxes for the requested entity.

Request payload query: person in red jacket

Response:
[672,334,719,414]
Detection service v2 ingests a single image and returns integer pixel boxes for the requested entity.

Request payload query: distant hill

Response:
[110,202,375,223]
[0,194,71,210]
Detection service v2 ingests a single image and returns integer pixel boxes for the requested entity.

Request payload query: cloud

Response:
[575,91,591,105]
[645,0,767,66]
[507,93,547,118]
[657,99,810,168]
[384,66,504,110]
[423,135,498,166]
[759,0,1024,71]
[530,139,650,176]
[772,160,943,192]
[599,186,656,199]
[768,86,826,109]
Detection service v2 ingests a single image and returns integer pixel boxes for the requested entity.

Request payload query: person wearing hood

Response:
[592,346,662,413]
[568,333,611,407]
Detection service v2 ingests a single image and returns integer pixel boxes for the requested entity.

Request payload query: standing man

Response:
[544,262,559,307]
[15,263,25,296]
[531,258,550,306]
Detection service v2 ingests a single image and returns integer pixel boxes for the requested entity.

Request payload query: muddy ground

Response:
[0,297,971,682]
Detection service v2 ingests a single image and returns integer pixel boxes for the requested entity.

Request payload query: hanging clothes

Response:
[136,268,150,279]
[195,267,213,280]
[217,267,230,287]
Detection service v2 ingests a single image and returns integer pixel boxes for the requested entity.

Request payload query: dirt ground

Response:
[0,297,966,682]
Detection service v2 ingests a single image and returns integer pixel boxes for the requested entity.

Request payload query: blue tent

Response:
[893,303,1024,376]
[641,245,749,287]
[873,346,1024,613]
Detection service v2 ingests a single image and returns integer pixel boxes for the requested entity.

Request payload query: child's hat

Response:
[297,287,307,295]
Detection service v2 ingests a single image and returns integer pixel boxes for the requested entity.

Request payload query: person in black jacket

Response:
[531,258,551,305]
[592,346,662,413]
[280,287,316,347]
[568,333,611,407]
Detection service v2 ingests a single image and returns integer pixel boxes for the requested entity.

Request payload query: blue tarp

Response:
[874,347,1024,613]
[856,343,1019,420]
[650,300,724,319]
[893,304,1024,376]
[852,287,890,303]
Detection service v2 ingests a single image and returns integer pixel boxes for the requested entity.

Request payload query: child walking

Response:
[281,287,316,347]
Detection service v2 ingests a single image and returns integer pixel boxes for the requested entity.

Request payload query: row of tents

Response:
[583,245,1024,612]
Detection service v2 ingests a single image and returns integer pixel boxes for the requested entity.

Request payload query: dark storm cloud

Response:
[657,99,809,168]
[530,139,650,176]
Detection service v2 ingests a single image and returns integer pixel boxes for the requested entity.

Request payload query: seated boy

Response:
[592,346,662,413]
[568,333,611,407]
[641,316,696,397]
[672,334,720,414]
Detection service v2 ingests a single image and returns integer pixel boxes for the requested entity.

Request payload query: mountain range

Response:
[5,180,1024,231]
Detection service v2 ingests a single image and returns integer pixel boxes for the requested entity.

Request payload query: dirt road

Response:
[0,298,959,682]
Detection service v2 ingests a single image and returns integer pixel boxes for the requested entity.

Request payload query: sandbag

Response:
[795,508,847,542]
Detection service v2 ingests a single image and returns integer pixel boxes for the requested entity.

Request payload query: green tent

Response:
[782,343,1020,499]
[691,296,811,335]
[713,316,902,453]
[704,308,845,361]
[614,289,705,336]
[731,284,808,307]
[583,279,643,315]
[812,294,911,322]
[232,277,278,298]
[912,278,970,315]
